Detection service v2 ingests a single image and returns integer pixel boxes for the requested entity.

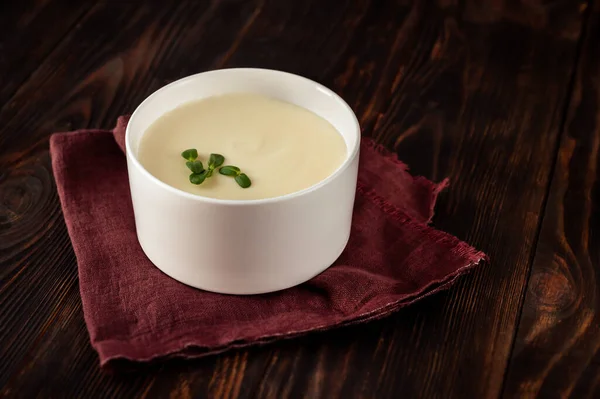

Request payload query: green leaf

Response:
[209,153,225,169]
[219,165,240,176]
[181,149,198,161]
[235,173,251,188]
[189,171,207,185]
[186,160,204,174]
[206,168,213,178]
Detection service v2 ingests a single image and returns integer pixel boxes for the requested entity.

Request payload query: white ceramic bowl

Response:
[126,68,360,294]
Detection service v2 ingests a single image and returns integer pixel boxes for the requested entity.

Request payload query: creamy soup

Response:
[137,93,347,200]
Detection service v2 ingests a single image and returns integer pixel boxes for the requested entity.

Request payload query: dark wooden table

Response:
[1,0,599,397]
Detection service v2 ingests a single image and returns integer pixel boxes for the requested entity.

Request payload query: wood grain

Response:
[503,1,600,397]
[0,0,592,397]
[0,0,92,109]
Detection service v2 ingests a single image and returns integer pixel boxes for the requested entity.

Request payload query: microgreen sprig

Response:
[181,149,251,189]
[206,153,224,178]
[219,165,251,188]
[182,148,208,184]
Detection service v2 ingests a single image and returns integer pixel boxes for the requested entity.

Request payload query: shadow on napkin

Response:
[50,116,486,368]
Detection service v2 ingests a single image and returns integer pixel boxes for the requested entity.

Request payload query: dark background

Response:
[1,0,599,398]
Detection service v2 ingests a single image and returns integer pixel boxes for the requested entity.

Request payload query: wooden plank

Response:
[503,1,600,397]
[0,0,587,397]
[0,0,92,108]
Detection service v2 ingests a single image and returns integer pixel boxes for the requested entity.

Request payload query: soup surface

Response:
[137,93,347,200]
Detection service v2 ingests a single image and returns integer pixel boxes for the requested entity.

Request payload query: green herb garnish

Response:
[209,153,224,169]
[234,173,252,188]
[182,149,206,185]
[181,149,198,161]
[218,165,240,176]
[186,160,204,174]
[220,165,251,188]
[181,149,251,189]
[189,171,208,185]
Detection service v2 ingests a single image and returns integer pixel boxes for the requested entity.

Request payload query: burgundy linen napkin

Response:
[50,116,485,367]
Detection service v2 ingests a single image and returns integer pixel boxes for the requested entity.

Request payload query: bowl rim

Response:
[125,67,361,206]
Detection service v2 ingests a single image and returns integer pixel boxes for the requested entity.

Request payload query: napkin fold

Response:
[50,116,485,367]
